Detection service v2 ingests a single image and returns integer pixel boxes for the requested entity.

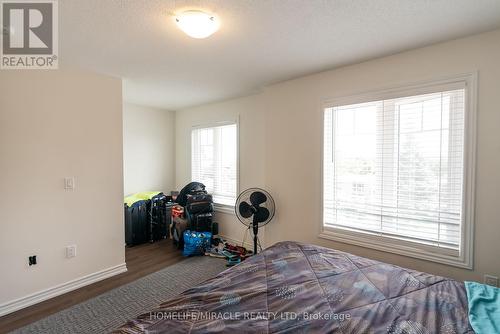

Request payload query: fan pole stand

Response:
[235,188,275,256]
[252,221,259,255]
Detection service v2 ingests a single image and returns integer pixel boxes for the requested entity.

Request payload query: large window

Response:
[322,77,476,268]
[191,123,238,207]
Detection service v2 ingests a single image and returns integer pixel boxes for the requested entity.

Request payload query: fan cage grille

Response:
[235,188,275,227]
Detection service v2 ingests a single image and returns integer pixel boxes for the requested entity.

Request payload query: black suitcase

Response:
[185,192,215,233]
[186,214,218,235]
[186,194,214,214]
[189,212,212,232]
[150,194,172,242]
[125,200,149,246]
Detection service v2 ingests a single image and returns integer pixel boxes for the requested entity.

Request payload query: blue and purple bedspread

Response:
[115,241,474,333]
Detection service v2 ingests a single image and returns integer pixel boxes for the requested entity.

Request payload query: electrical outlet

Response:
[64,177,75,190]
[66,245,77,258]
[484,275,498,287]
[28,255,37,266]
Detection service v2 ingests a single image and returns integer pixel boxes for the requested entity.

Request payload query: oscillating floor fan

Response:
[235,188,275,254]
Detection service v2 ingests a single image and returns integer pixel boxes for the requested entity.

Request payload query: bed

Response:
[114,241,474,333]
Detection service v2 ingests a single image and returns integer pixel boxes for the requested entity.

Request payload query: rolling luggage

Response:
[124,200,149,246]
[150,193,172,242]
[174,182,219,250]
[185,193,215,233]
[189,212,213,232]
[185,194,214,214]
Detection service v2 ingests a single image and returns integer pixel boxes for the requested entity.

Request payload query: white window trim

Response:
[189,118,240,213]
[319,73,477,269]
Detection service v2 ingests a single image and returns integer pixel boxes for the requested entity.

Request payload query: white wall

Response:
[123,103,175,196]
[0,69,125,312]
[175,29,500,282]
[175,94,267,245]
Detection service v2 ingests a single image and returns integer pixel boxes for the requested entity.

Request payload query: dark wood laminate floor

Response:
[0,239,183,333]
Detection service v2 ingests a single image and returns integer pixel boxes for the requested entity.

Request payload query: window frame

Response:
[190,119,240,213]
[319,73,477,269]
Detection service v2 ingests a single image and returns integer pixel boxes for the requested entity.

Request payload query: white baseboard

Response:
[0,263,127,317]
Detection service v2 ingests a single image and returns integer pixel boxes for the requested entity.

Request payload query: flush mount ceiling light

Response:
[175,10,220,39]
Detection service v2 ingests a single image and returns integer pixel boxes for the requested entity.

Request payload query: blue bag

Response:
[183,230,212,256]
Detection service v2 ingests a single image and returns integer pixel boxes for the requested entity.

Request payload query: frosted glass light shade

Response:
[175,10,220,39]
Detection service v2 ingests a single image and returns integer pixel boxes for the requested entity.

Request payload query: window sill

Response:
[319,226,472,270]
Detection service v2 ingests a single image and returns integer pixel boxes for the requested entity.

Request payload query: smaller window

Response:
[191,123,238,206]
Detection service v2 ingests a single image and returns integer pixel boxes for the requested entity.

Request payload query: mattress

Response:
[114,241,474,333]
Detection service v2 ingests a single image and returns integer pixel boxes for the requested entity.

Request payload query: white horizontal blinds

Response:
[324,88,465,250]
[191,123,237,206]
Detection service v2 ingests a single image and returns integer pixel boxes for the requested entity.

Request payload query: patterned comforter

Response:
[114,241,474,333]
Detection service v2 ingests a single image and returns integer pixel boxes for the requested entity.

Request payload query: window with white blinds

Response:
[191,123,238,206]
[322,80,475,264]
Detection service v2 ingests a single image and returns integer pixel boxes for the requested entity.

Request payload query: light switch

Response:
[64,177,75,190]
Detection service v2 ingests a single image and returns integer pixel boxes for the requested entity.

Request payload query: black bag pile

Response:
[171,182,218,247]
[124,192,174,246]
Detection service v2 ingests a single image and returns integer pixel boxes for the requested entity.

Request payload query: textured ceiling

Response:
[59,0,500,110]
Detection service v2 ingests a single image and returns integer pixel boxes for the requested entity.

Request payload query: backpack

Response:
[175,182,207,207]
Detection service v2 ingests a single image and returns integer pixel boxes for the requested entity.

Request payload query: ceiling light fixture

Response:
[175,10,220,39]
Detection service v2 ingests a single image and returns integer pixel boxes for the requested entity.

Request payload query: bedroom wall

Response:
[175,28,500,282]
[123,103,175,196]
[175,94,267,246]
[0,69,125,313]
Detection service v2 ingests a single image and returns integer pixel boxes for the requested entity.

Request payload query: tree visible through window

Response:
[323,88,466,253]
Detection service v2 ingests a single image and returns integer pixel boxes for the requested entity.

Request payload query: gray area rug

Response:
[11,256,227,334]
